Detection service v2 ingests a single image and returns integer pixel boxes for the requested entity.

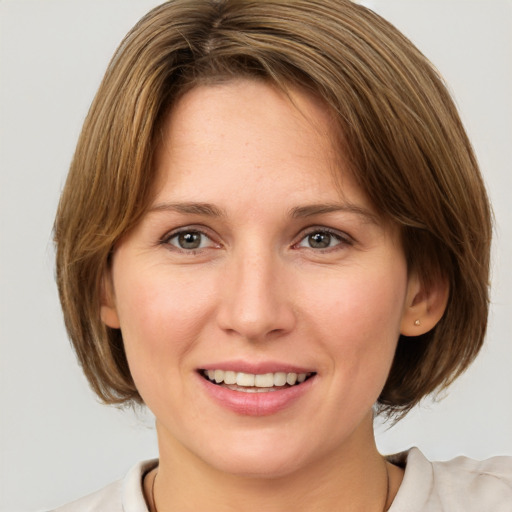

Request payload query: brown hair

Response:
[54,0,492,418]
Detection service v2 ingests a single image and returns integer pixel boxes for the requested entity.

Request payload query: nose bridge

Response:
[218,240,295,340]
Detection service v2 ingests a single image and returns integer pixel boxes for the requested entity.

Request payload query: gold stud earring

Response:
[414,319,421,326]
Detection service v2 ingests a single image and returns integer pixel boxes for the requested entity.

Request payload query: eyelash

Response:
[160,226,354,254]
[293,227,353,252]
[161,227,219,254]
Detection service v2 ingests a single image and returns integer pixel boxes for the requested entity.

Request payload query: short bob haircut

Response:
[54,0,492,418]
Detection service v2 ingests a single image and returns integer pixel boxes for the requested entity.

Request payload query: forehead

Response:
[152,79,370,211]
[159,80,335,163]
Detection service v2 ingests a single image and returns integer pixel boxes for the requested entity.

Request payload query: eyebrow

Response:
[148,202,226,217]
[289,203,379,223]
[148,201,378,223]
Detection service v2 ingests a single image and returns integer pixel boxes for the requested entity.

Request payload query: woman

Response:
[52,0,511,510]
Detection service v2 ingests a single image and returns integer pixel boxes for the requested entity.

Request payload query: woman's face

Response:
[102,80,418,477]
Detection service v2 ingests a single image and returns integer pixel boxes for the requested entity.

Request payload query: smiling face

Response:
[101,79,419,478]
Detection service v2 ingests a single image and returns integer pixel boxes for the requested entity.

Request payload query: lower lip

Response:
[197,374,316,416]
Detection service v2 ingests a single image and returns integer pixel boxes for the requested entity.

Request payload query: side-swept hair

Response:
[54,0,492,418]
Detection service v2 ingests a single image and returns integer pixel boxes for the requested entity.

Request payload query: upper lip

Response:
[199,360,315,375]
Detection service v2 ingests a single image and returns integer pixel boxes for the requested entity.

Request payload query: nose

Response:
[216,247,296,342]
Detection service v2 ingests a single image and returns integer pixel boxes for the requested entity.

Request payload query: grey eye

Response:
[298,230,343,249]
[307,232,333,249]
[177,232,203,249]
[167,230,213,250]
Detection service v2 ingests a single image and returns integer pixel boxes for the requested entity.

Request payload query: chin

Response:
[195,433,321,479]
[213,454,306,480]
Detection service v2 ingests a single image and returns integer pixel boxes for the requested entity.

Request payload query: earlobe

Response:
[400,272,449,337]
[100,271,121,329]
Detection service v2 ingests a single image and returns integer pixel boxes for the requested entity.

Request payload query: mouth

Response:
[200,369,316,393]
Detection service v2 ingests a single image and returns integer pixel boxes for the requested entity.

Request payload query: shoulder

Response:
[389,447,512,512]
[51,479,122,512]
[51,459,158,512]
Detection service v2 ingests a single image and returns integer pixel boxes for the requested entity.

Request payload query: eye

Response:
[164,229,217,251]
[296,228,351,250]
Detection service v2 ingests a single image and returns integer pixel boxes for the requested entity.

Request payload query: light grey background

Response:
[1,1,511,511]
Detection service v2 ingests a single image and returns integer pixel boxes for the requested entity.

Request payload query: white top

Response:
[51,448,512,511]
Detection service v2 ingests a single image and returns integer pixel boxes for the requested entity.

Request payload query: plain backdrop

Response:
[1,1,511,511]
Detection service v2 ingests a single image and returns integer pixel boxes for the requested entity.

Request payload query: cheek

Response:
[303,264,407,377]
[308,266,406,327]
[113,265,217,384]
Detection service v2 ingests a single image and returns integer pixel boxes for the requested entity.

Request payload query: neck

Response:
[148,415,401,512]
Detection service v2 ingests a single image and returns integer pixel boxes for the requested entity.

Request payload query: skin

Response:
[102,79,445,511]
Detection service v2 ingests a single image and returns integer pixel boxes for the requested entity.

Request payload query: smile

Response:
[198,366,317,415]
[201,369,315,393]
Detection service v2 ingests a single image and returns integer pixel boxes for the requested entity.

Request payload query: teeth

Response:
[236,372,255,387]
[286,373,297,385]
[224,370,237,385]
[203,369,312,388]
[255,373,273,387]
[274,372,287,386]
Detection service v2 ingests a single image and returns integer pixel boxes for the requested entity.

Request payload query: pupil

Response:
[179,232,201,249]
[309,232,330,248]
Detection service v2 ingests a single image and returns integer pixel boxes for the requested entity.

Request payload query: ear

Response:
[100,269,120,329]
[400,271,449,336]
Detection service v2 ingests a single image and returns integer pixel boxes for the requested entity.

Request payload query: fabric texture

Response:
[388,448,512,511]
[51,449,512,511]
